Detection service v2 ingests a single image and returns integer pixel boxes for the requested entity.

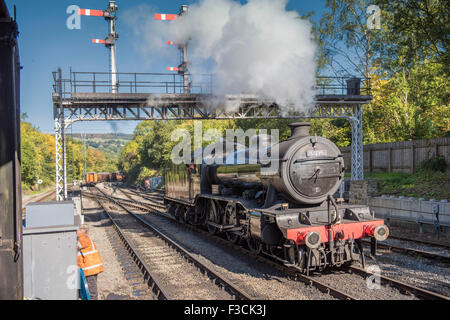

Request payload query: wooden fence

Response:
[341,137,450,173]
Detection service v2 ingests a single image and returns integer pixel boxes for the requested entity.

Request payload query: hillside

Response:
[71,133,132,161]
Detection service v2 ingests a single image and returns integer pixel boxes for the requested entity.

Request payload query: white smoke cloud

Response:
[125,0,317,113]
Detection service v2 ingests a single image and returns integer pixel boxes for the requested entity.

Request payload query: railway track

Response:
[362,239,450,264]
[90,187,254,300]
[90,187,361,300]
[388,235,450,251]
[117,186,165,205]
[347,266,449,300]
[94,196,170,300]
[22,189,55,210]
[21,190,55,219]
[101,185,450,301]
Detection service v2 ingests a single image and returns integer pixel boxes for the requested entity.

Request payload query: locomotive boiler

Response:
[164,123,388,273]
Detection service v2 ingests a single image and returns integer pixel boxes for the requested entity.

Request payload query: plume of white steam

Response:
[125,0,317,113]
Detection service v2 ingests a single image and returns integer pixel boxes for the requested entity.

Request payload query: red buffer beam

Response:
[79,9,105,17]
[154,14,178,21]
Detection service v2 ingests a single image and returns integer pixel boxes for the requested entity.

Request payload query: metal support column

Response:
[54,67,66,201]
[179,5,190,94]
[351,104,364,180]
[107,1,118,93]
[55,116,68,201]
[182,44,190,94]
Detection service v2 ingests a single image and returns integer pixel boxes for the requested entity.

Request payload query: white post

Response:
[180,5,190,94]
[107,1,118,93]
[182,44,190,93]
[110,17,118,93]
[55,117,63,201]
[63,121,67,199]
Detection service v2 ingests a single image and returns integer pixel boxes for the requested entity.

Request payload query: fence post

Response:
[388,147,392,173]
[410,143,415,173]
[368,147,372,173]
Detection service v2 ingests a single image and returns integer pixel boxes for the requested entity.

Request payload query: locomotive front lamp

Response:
[365,224,389,241]
[304,231,322,249]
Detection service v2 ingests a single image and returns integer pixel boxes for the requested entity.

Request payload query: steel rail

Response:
[112,188,166,209]
[93,186,254,300]
[362,239,450,264]
[120,187,165,204]
[109,187,358,300]
[348,266,449,301]
[91,191,171,300]
[22,190,55,210]
[112,186,450,301]
[83,191,164,214]
[388,235,450,250]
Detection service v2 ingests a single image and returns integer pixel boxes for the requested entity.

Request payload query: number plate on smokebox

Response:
[306,150,327,157]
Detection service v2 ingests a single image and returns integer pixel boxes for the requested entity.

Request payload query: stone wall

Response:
[367,196,450,226]
[348,180,378,205]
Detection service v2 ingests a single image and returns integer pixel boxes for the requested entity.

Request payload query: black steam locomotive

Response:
[164,123,388,273]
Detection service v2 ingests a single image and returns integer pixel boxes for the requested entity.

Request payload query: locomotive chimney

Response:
[288,122,311,139]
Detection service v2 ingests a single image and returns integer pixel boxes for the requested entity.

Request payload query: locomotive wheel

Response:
[196,200,207,223]
[246,237,262,254]
[167,203,176,216]
[225,203,239,243]
[207,199,218,235]
[175,205,185,223]
[226,232,239,243]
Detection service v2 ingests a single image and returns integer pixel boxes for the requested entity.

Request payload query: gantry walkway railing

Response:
[53,69,371,200]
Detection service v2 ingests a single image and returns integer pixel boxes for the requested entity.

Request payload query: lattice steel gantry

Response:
[53,70,370,200]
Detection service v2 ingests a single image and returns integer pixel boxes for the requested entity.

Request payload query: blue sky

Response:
[5,0,326,134]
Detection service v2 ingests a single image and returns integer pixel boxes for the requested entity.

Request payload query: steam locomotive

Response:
[164,123,388,273]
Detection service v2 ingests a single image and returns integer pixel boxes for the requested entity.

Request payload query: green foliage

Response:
[21,138,39,186]
[418,155,447,173]
[375,0,449,75]
[118,120,235,184]
[318,0,449,144]
[20,121,54,188]
[136,167,157,184]
[20,121,113,191]
[366,171,450,200]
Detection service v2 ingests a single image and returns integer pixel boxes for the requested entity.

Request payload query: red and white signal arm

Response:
[92,39,106,44]
[154,13,178,21]
[79,9,105,17]
[167,41,176,45]
[167,67,179,71]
